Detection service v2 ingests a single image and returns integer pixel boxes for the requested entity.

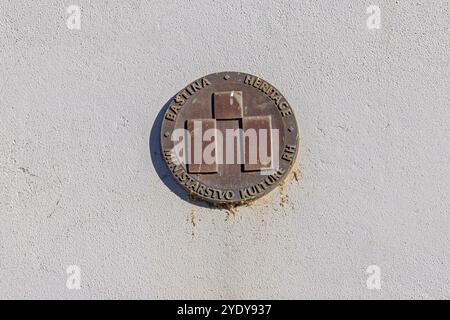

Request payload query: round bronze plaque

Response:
[160,72,299,205]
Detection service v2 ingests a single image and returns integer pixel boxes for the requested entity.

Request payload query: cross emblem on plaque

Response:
[186,91,273,174]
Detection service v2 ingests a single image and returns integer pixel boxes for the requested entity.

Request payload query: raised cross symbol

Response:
[186,91,273,174]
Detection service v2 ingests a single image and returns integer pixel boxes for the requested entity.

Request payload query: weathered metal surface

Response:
[160,72,299,205]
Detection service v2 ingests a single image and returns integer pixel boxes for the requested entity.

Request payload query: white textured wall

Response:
[0,0,449,299]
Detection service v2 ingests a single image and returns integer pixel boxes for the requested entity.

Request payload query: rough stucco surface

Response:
[0,0,449,299]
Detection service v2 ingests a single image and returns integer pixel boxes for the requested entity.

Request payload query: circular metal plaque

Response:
[160,72,299,205]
